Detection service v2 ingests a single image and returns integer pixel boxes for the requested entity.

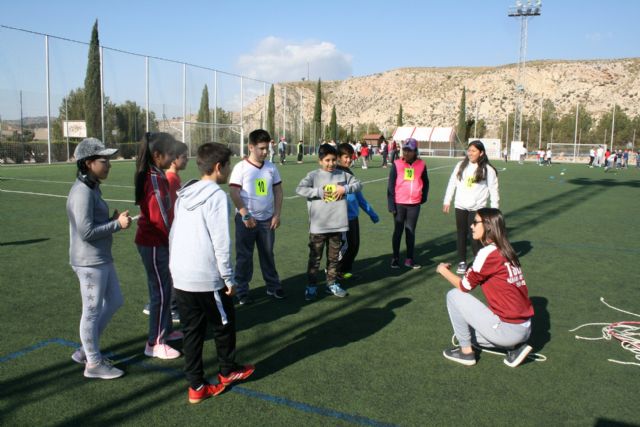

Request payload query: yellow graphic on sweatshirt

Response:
[465,176,476,188]
[323,184,337,202]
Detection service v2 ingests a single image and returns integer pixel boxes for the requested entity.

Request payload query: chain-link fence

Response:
[0,25,273,164]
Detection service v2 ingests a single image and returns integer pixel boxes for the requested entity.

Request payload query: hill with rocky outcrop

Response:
[241,58,640,138]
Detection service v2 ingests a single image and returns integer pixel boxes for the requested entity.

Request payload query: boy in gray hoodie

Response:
[296,144,362,301]
[169,143,254,404]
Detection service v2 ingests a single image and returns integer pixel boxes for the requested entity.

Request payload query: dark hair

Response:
[476,208,520,267]
[134,132,177,204]
[249,129,271,145]
[457,140,497,182]
[76,156,100,177]
[197,142,231,175]
[174,141,188,157]
[318,143,337,159]
[337,142,354,157]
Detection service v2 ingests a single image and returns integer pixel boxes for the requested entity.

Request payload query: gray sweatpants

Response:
[446,288,530,349]
[73,263,124,364]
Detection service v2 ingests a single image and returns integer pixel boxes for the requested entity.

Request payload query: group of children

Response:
[66,131,533,403]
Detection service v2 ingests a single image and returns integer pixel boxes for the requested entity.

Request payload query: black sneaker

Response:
[390,258,400,269]
[266,289,286,299]
[443,347,476,366]
[504,343,533,368]
[237,295,254,305]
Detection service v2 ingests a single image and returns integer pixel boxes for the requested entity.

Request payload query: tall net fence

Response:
[0,25,271,164]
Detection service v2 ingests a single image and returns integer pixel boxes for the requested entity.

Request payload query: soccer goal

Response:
[547,143,592,163]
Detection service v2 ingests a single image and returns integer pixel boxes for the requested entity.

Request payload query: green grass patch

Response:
[1,157,639,426]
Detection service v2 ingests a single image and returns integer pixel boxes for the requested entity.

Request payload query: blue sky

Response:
[1,0,638,119]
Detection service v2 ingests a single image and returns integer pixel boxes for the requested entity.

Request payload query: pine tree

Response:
[267,85,275,138]
[457,87,467,144]
[397,104,403,127]
[196,84,210,144]
[330,106,338,141]
[84,20,102,139]
[313,79,322,143]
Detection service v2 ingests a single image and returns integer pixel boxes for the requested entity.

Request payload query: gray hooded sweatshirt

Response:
[296,169,362,234]
[169,179,236,293]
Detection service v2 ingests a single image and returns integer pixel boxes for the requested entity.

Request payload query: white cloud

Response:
[585,32,613,42]
[237,36,352,83]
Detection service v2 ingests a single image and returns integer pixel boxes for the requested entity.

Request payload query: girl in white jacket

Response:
[443,140,499,274]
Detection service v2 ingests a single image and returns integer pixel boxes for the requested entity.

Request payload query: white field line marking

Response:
[283,164,453,200]
[0,176,134,188]
[0,188,134,203]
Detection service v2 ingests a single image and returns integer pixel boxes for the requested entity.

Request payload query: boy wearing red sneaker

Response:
[169,143,254,404]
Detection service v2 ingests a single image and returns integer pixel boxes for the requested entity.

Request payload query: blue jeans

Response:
[234,214,281,296]
[137,245,174,345]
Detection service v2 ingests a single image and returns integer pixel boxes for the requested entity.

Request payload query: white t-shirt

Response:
[229,159,282,221]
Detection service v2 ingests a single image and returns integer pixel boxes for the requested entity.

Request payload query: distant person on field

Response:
[336,143,379,280]
[269,139,276,163]
[296,143,362,301]
[437,208,534,368]
[229,129,285,305]
[67,138,132,379]
[134,132,183,360]
[387,138,429,269]
[502,146,508,163]
[544,148,552,166]
[588,147,595,167]
[297,139,304,163]
[169,142,255,405]
[380,139,389,168]
[278,137,287,164]
[360,142,369,169]
[443,140,499,275]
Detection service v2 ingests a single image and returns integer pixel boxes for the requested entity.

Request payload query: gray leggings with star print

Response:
[72,263,123,364]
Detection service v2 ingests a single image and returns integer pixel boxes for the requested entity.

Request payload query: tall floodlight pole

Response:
[508,0,541,144]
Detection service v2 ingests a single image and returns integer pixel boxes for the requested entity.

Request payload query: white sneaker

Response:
[145,343,181,359]
[84,359,124,379]
[71,347,86,364]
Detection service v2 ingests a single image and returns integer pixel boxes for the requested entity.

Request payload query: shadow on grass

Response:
[0,238,50,246]
[568,177,640,188]
[252,298,411,380]
[529,296,550,353]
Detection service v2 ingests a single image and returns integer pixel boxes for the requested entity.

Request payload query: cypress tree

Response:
[196,85,211,144]
[267,85,275,138]
[313,79,322,143]
[397,104,404,127]
[457,87,467,144]
[330,106,338,141]
[84,20,102,139]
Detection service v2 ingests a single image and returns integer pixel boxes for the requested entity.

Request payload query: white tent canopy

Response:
[391,126,456,143]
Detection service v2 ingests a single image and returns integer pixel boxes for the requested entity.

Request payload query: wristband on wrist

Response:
[242,212,252,221]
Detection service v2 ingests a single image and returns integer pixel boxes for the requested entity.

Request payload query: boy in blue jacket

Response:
[336,143,379,280]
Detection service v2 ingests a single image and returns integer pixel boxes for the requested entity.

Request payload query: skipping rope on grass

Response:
[569,297,640,367]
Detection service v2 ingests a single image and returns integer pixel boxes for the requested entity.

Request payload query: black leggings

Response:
[455,209,481,263]
[392,204,420,260]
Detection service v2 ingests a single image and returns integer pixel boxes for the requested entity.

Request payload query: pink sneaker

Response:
[166,330,184,341]
[144,343,181,359]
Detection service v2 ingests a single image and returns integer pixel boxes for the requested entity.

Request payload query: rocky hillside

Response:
[242,58,640,138]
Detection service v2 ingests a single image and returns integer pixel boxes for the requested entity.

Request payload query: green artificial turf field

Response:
[1,155,638,426]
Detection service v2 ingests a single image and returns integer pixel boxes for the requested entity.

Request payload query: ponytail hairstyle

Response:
[134,132,177,204]
[476,207,520,267]
[457,140,497,183]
